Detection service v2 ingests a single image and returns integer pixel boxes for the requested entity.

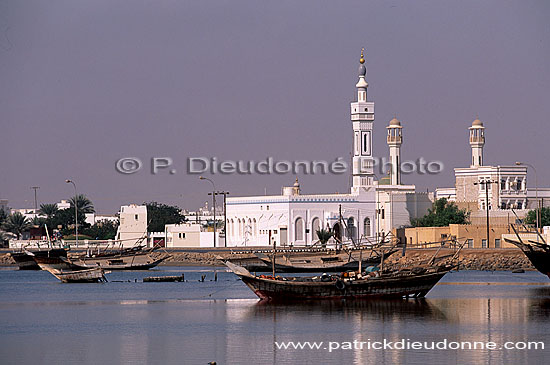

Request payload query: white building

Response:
[435,118,550,212]
[164,222,221,248]
[84,213,118,225]
[116,204,147,247]
[225,50,431,247]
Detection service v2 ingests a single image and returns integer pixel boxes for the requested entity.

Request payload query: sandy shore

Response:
[1,248,535,271]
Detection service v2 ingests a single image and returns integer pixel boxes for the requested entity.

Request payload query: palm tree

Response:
[316,228,333,247]
[38,203,58,219]
[69,194,95,214]
[2,212,32,239]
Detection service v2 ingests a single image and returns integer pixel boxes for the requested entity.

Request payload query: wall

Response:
[402,224,516,248]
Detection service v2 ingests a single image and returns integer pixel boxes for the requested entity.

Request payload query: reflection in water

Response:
[222,295,550,364]
[528,287,550,320]
[1,270,550,364]
[251,298,446,320]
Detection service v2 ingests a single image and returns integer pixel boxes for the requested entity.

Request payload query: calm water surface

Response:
[1,267,549,364]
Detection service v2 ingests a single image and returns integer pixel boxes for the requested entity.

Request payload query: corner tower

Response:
[351,48,375,194]
[469,118,485,167]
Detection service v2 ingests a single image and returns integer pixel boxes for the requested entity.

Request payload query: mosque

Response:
[225,50,433,247]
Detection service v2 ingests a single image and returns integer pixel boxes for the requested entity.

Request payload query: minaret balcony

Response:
[351,114,374,121]
[469,136,485,143]
[387,136,402,143]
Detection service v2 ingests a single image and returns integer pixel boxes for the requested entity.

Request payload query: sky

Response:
[1,0,549,214]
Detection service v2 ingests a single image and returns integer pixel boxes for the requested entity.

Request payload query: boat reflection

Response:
[250,298,447,321]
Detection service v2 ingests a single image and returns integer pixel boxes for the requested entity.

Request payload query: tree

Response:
[145,202,186,232]
[525,207,550,228]
[81,219,120,240]
[45,208,90,237]
[38,203,58,219]
[0,209,7,226]
[2,212,32,239]
[411,198,470,227]
[316,228,333,247]
[69,194,95,215]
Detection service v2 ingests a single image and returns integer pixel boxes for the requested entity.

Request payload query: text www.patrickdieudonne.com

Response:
[275,339,545,352]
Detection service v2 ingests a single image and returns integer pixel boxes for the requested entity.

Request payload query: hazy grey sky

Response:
[1,0,549,213]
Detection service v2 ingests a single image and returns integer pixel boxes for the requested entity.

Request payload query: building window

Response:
[347,217,355,239]
[495,239,501,248]
[517,201,523,209]
[295,217,304,241]
[135,214,138,220]
[311,218,320,236]
[501,179,506,190]
[364,218,371,237]
[481,239,487,248]
[467,239,473,248]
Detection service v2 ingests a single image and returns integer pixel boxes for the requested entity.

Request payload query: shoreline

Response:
[0,248,536,271]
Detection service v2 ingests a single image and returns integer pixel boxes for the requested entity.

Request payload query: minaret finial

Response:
[359,48,365,64]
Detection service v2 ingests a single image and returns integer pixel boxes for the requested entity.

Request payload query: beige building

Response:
[436,118,550,212]
[399,224,517,249]
[165,223,201,247]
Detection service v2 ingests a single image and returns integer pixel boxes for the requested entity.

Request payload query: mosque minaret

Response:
[469,118,485,167]
[386,117,403,185]
[351,48,376,194]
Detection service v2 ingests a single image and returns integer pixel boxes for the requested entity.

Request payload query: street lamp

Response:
[516,162,539,236]
[65,179,78,246]
[200,176,216,248]
[474,179,498,248]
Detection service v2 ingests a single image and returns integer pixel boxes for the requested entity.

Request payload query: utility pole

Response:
[215,191,229,247]
[31,186,40,212]
[208,192,216,248]
[200,176,216,248]
[474,180,497,248]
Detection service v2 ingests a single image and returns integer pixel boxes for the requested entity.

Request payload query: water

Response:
[1,267,549,364]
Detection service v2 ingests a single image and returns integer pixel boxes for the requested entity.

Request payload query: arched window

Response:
[295,217,304,241]
[229,219,234,237]
[363,218,371,237]
[252,218,257,237]
[311,218,320,237]
[347,217,355,239]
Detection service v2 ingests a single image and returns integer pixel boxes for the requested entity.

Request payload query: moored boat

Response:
[70,251,171,270]
[504,238,550,278]
[252,249,398,273]
[226,261,454,302]
[41,266,108,283]
[504,222,550,279]
[9,248,68,270]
